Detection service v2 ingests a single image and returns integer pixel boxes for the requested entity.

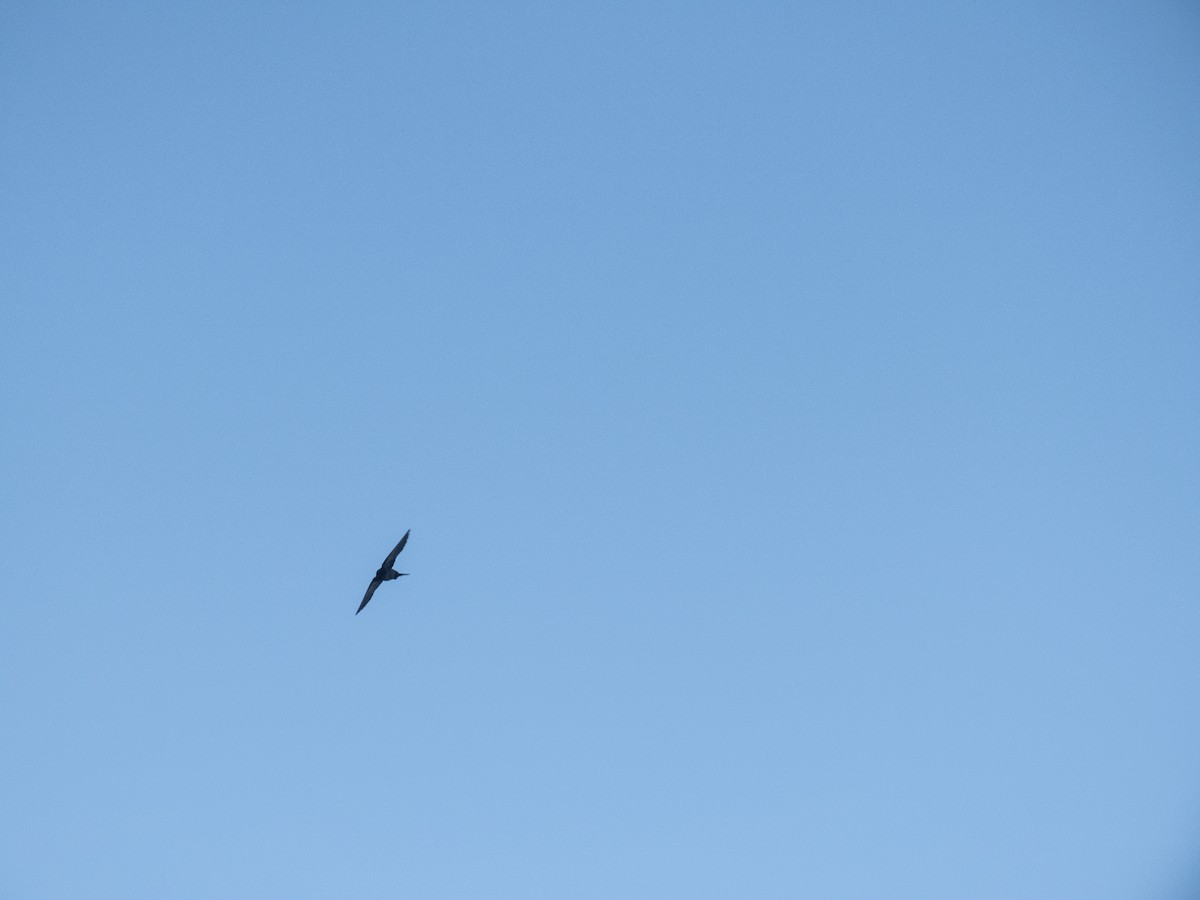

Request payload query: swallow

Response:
[356,530,410,615]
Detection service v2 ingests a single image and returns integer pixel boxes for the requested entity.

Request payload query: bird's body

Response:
[357,530,410,615]
[374,565,402,583]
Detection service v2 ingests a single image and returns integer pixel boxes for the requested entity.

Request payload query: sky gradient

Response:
[2,1,1199,897]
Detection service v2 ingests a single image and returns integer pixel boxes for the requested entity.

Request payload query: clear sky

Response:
[2,1,1198,897]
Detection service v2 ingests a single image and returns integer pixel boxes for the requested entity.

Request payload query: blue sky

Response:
[2,1,1198,897]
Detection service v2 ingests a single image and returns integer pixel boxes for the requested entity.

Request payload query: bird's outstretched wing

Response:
[357,577,384,615]
[381,530,411,568]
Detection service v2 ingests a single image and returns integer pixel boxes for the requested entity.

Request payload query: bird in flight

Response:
[356,530,410,615]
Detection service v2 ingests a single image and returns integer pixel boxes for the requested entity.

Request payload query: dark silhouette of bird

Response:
[356,530,410,615]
